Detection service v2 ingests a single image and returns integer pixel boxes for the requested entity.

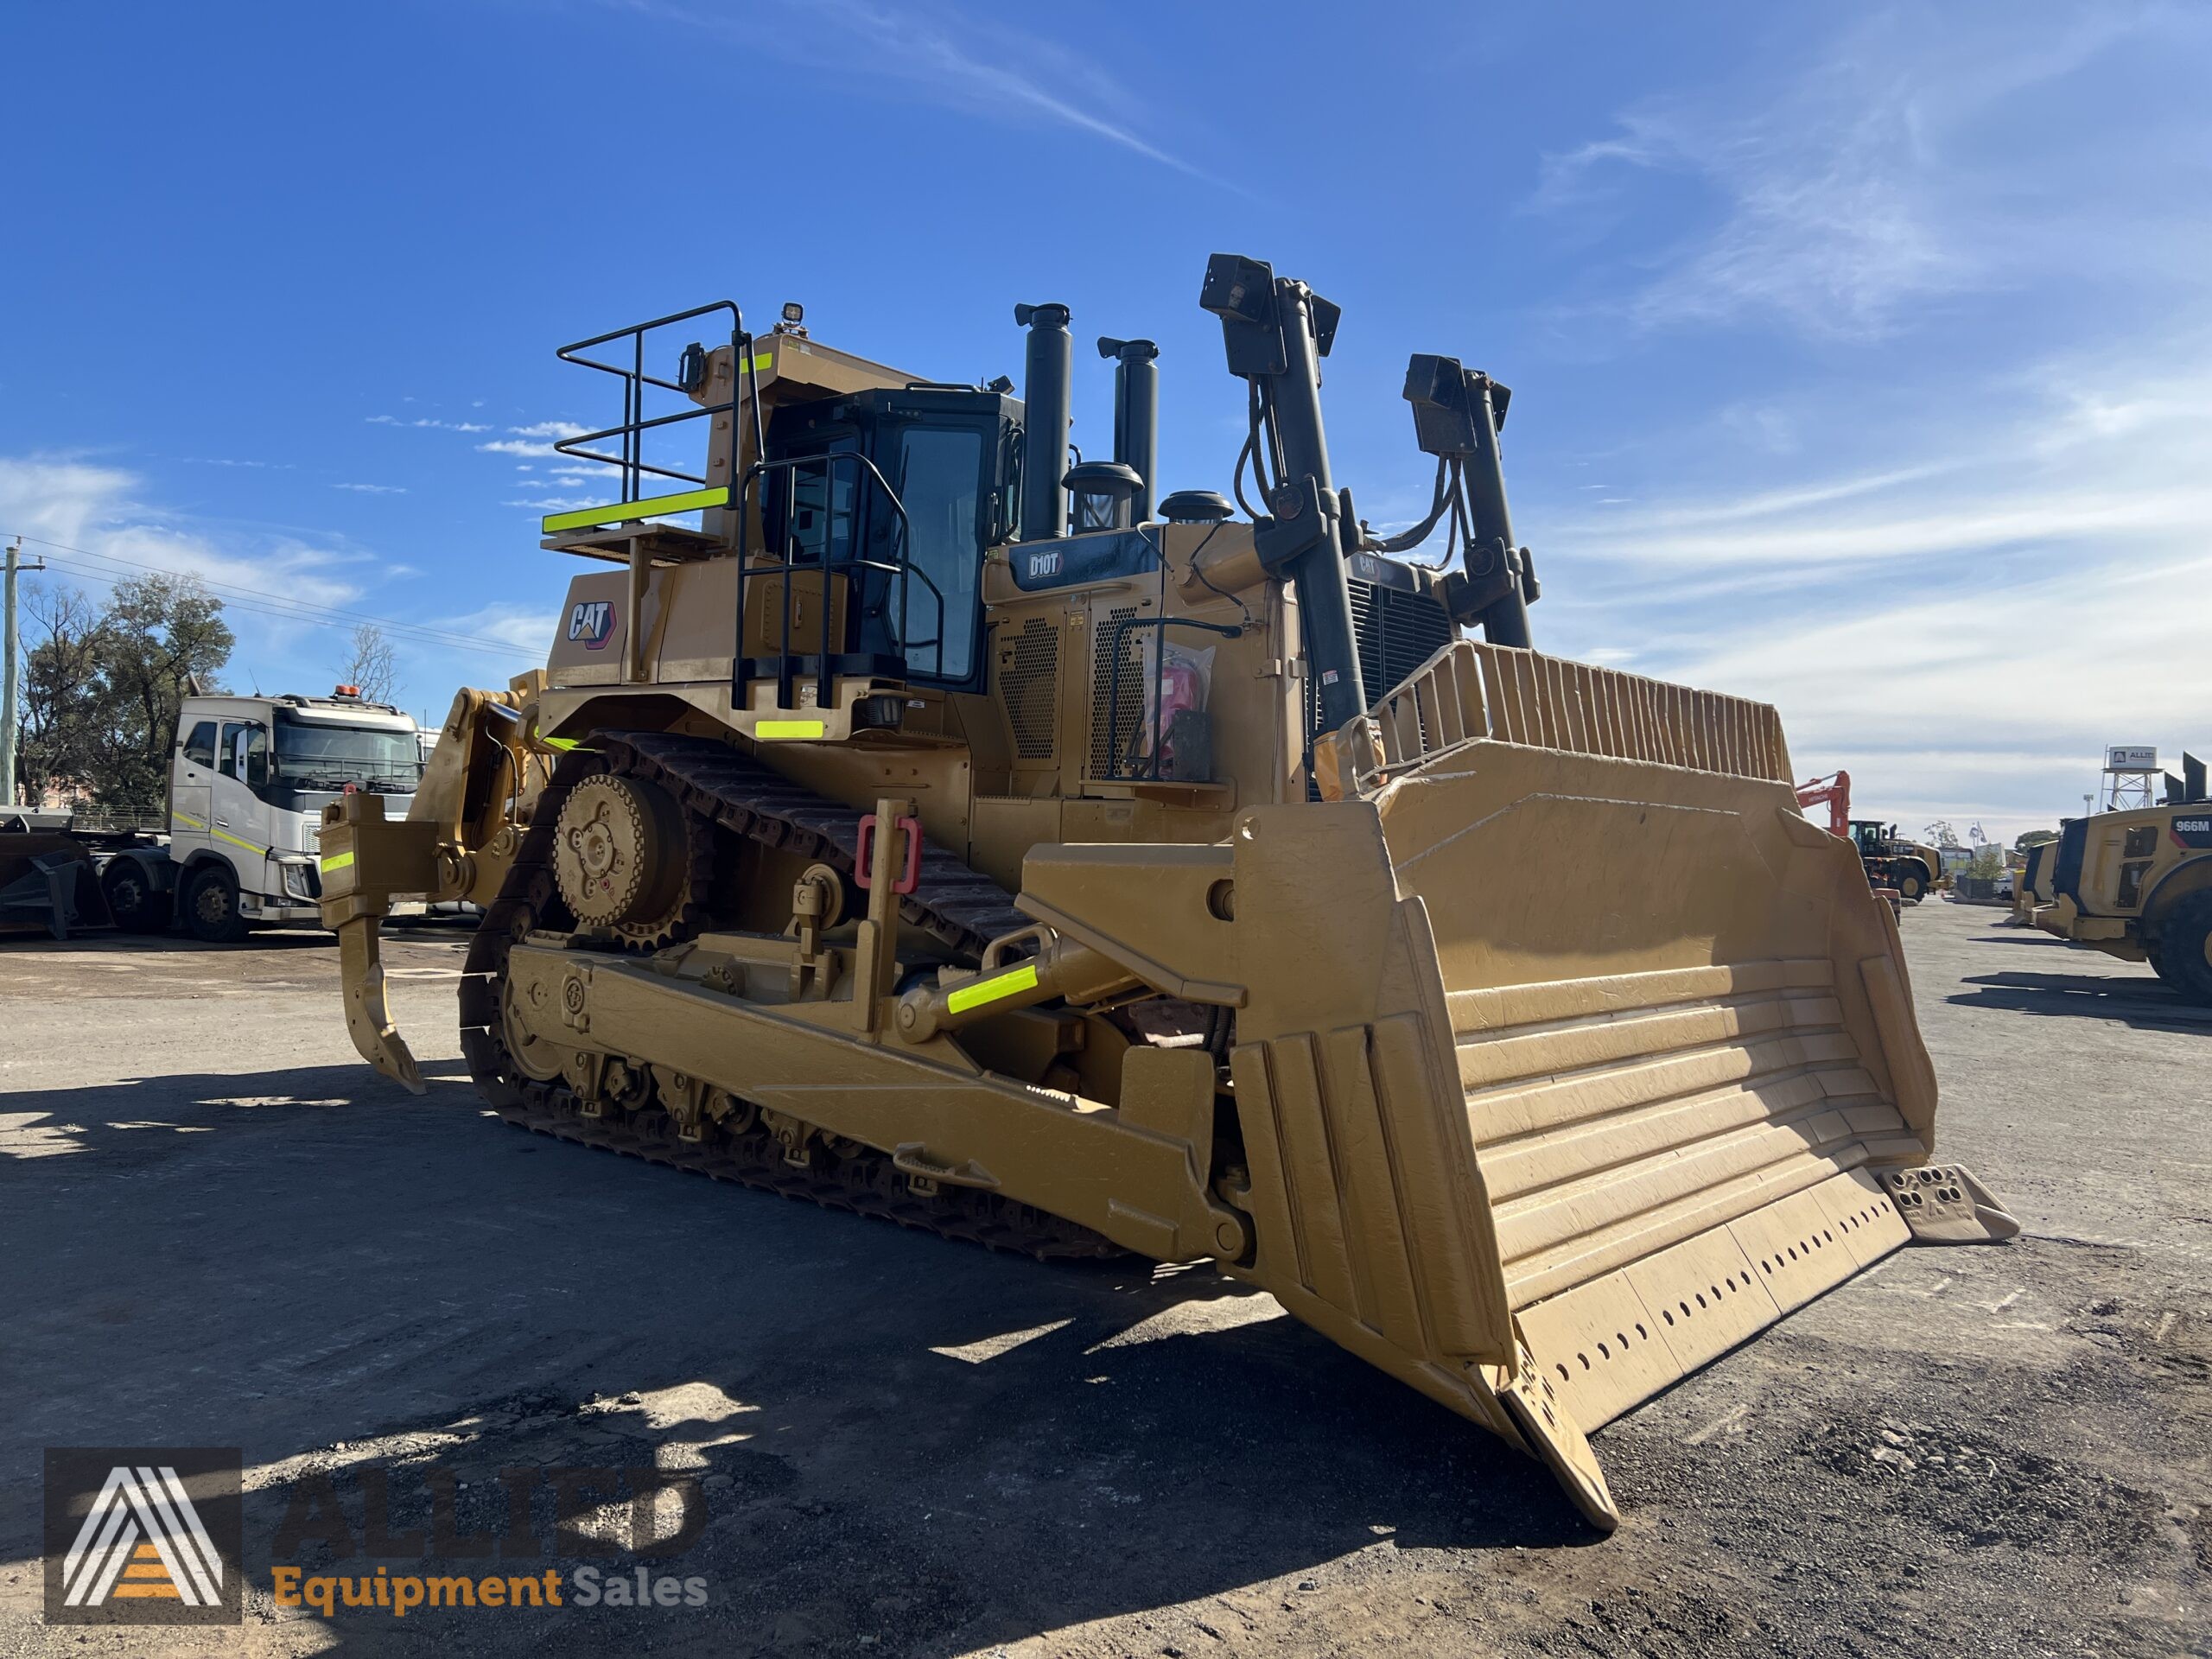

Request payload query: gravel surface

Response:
[0,899,2205,1656]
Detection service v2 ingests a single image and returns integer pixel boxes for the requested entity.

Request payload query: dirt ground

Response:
[0,899,2206,1657]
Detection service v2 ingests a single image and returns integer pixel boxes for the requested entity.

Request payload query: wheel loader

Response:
[320,257,2015,1529]
[2030,753,2212,1001]
[1849,819,1942,905]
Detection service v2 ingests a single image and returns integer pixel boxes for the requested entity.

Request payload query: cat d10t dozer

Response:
[321,257,2014,1529]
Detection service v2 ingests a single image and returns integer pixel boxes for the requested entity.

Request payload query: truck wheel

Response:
[2151,890,2212,1006]
[1895,867,1928,904]
[101,861,172,934]
[184,866,251,944]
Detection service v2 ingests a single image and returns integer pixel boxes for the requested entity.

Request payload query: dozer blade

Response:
[1211,643,2008,1529]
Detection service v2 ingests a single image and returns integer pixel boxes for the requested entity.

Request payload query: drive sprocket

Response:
[550,772,702,948]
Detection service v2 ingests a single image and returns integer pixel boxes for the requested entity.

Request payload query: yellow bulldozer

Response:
[320,257,2014,1529]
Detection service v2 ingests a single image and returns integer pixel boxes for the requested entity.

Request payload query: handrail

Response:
[734,451,944,714]
[549,300,765,514]
[556,301,741,370]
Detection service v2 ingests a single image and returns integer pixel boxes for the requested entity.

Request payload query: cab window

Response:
[892,424,983,682]
[779,435,860,567]
[181,721,217,767]
[240,726,270,786]
[220,721,256,780]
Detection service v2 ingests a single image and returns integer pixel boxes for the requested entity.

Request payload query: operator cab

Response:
[752,386,1020,696]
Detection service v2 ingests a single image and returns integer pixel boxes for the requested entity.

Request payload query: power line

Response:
[34,554,537,664]
[0,530,545,661]
[15,532,534,658]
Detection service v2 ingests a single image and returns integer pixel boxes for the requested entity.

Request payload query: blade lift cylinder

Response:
[1200,252,1367,733]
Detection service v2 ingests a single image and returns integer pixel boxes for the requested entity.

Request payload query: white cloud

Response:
[479,421,592,459]
[367,415,491,433]
[1531,10,2185,340]
[331,482,406,494]
[0,455,371,626]
[449,601,558,657]
[618,0,1229,187]
[1,454,538,708]
[502,496,594,511]
[1531,341,2212,833]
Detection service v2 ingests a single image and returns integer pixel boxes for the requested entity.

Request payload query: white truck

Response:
[100,687,423,941]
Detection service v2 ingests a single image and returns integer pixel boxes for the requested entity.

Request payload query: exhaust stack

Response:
[1014,302,1072,542]
[1097,336,1160,523]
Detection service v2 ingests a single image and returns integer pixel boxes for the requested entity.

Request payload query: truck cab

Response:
[112,689,423,940]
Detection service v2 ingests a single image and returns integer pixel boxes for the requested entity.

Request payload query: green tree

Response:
[90,575,233,809]
[11,574,232,811]
[17,582,103,804]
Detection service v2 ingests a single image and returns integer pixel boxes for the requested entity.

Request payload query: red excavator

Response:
[1796,771,1852,840]
[1796,771,1923,911]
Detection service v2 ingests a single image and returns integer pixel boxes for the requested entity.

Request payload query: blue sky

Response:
[3,1,2207,840]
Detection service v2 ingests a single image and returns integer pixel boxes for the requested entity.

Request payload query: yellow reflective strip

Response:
[757,719,826,741]
[213,827,267,855]
[745,352,774,374]
[320,851,355,874]
[945,963,1039,1015]
[542,485,730,535]
[171,810,206,830]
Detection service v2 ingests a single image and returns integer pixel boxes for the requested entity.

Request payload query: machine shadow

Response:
[0,926,344,956]
[236,1284,1596,1656]
[1948,969,2211,1031]
[0,1062,473,1166]
[9,1069,1599,1653]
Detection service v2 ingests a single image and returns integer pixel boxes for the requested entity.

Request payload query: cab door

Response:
[171,718,218,855]
[214,720,271,893]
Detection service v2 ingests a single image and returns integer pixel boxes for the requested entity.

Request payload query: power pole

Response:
[2,536,46,808]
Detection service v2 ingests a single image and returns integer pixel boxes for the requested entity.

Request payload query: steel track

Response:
[458,731,1122,1261]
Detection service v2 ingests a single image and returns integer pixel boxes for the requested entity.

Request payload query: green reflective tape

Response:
[945,963,1039,1016]
[320,851,355,874]
[745,352,775,374]
[757,719,825,741]
[543,485,730,535]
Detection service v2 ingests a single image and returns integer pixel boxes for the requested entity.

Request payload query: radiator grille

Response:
[1089,605,1145,777]
[1002,616,1059,760]
[1308,580,1459,741]
[1354,580,1459,707]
